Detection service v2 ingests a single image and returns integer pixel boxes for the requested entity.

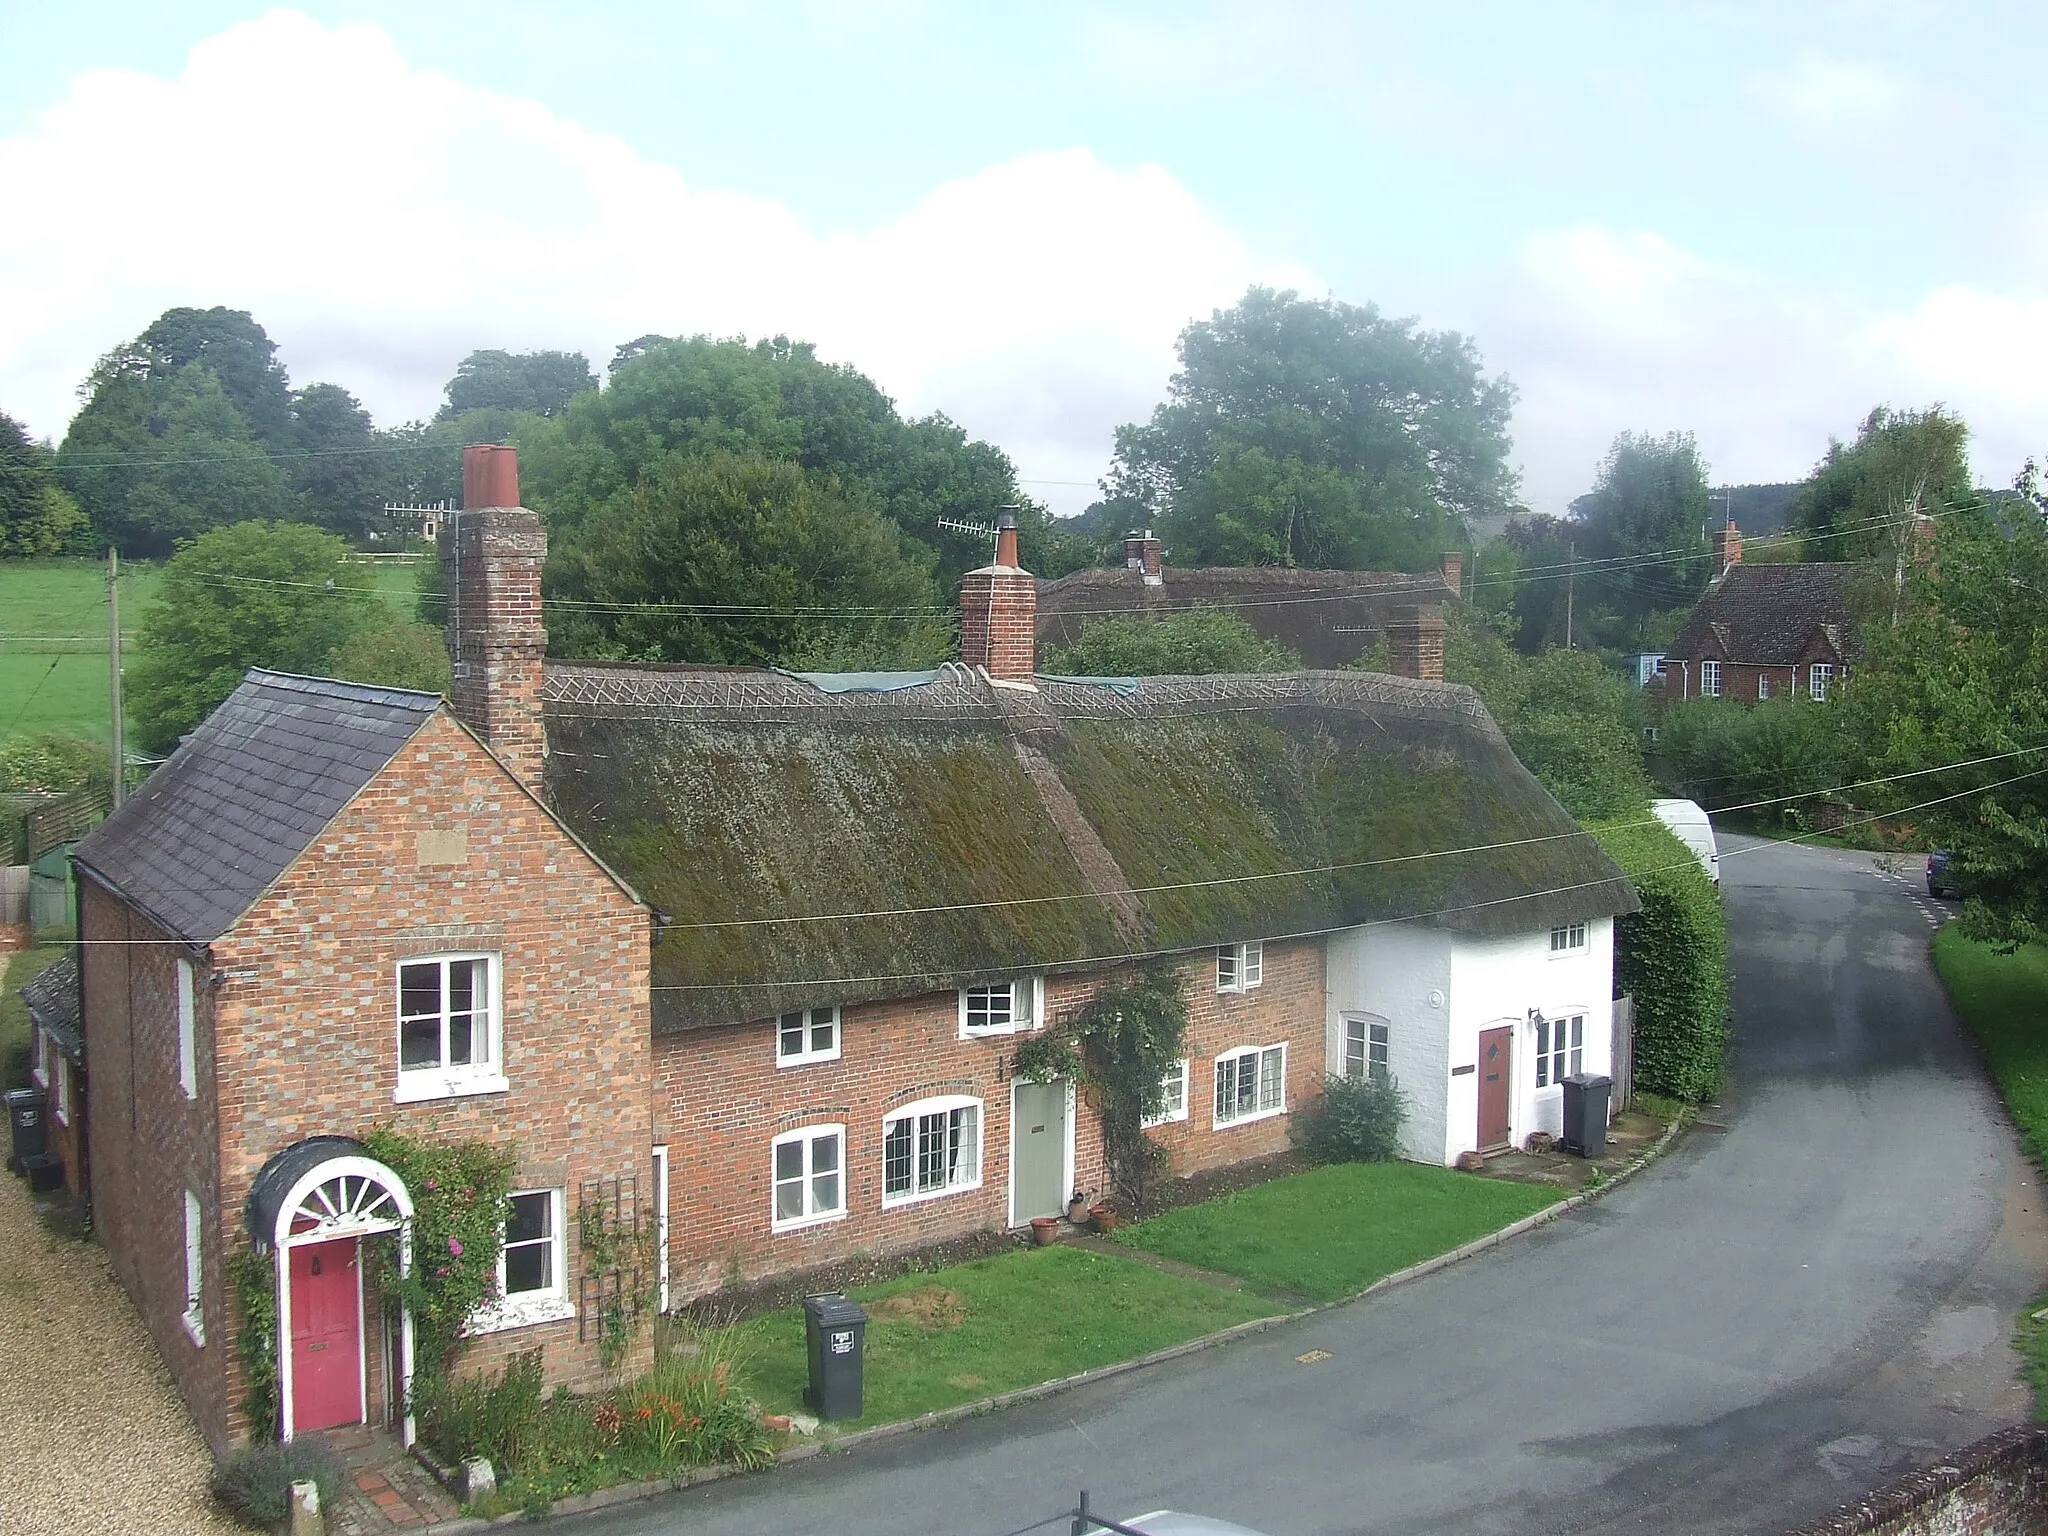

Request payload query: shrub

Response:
[1042,607,1301,677]
[1591,816,1730,1100]
[417,1348,546,1471]
[1294,1071,1408,1163]
[635,1324,775,1470]
[210,1440,345,1529]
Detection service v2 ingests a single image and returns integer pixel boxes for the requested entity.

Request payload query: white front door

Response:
[1008,1080,1072,1226]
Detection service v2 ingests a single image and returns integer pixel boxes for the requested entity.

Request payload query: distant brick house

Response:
[1036,531,1465,669]
[1665,524,1873,703]
[23,446,1634,1454]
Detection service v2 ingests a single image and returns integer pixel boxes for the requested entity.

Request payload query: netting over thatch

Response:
[542,664,1637,1032]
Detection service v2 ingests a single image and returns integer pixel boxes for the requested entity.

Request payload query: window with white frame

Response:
[51,1050,70,1126]
[29,1026,45,1089]
[882,1097,982,1203]
[771,1126,846,1229]
[1534,1013,1585,1088]
[1757,675,1772,701]
[1809,663,1833,701]
[1216,941,1264,993]
[1549,922,1588,954]
[177,957,197,1099]
[182,1189,205,1346]
[501,1189,565,1301]
[1213,1044,1287,1126]
[959,978,1038,1037]
[776,1006,841,1067]
[396,955,502,1098]
[1143,1060,1190,1127]
[1700,660,1722,698]
[1344,1017,1390,1082]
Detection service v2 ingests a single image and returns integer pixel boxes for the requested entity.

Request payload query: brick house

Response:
[1665,523,1875,703]
[1036,531,1465,669]
[26,446,1633,1453]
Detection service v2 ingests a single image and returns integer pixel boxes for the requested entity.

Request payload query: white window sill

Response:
[1214,1106,1286,1130]
[51,1109,68,1128]
[881,1179,982,1211]
[1215,984,1262,997]
[394,1071,509,1105]
[465,1292,576,1336]
[30,1067,47,1090]
[1141,1109,1190,1129]
[775,1051,842,1070]
[771,1210,848,1236]
[181,1309,206,1348]
[961,1024,1037,1040]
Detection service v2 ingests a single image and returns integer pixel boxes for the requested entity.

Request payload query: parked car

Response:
[1927,848,1962,898]
[1110,1514,1274,1535]
[1651,798,1720,884]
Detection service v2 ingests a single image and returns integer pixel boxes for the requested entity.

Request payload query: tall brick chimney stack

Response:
[445,445,548,785]
[960,506,1038,681]
[1440,551,1464,597]
[1713,521,1743,578]
[1124,530,1164,586]
[1388,605,1447,683]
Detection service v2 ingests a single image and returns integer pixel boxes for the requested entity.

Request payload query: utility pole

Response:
[107,546,125,810]
[1565,541,1575,650]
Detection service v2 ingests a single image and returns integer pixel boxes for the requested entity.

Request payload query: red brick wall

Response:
[77,878,228,1448]
[34,1030,83,1198]
[652,940,1325,1298]
[959,568,1038,680]
[445,508,548,787]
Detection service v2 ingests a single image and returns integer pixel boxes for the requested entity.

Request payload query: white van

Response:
[1651,798,1720,884]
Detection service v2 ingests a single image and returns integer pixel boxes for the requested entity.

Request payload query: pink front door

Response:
[290,1238,362,1433]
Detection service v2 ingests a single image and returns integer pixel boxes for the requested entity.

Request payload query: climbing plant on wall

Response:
[1012,962,1190,1210]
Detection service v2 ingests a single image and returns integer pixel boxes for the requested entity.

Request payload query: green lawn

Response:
[2,943,68,1087]
[720,1244,1283,1429]
[1929,927,2048,1417]
[0,555,423,747]
[1111,1161,1563,1302]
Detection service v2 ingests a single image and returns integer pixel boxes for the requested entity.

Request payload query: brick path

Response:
[314,1424,460,1533]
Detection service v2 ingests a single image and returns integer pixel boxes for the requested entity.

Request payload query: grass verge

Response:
[1110,1161,1563,1302]
[720,1243,1283,1429]
[1929,926,2048,1418]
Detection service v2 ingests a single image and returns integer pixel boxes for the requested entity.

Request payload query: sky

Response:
[3,1,2047,516]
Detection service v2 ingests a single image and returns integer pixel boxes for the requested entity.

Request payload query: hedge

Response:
[1590,815,1730,1100]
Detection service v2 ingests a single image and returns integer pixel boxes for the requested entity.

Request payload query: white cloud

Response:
[0,9,1309,511]
[1482,224,2048,512]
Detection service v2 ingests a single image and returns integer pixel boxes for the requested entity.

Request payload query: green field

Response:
[0,556,423,749]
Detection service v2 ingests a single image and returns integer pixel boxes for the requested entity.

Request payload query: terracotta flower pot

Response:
[1066,1196,1089,1223]
[1030,1215,1060,1245]
[1088,1201,1119,1233]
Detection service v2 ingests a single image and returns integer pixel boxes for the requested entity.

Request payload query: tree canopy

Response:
[1041,609,1301,677]
[545,449,949,669]
[1570,431,1714,645]
[1108,287,1516,572]
[1791,405,1973,562]
[126,521,386,750]
[0,412,88,557]
[1836,510,2048,947]
[439,349,598,420]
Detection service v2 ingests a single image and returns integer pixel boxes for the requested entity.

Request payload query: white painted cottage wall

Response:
[1446,917,1614,1148]
[1325,923,1454,1165]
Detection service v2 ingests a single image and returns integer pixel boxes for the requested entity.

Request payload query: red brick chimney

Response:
[1440,551,1464,597]
[445,445,548,786]
[961,507,1037,681]
[1124,530,1164,587]
[1388,605,1447,683]
[1713,521,1742,578]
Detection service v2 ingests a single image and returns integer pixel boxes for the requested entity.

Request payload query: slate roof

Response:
[542,663,1639,1033]
[1036,566,1456,669]
[71,671,442,943]
[20,951,81,1062]
[1668,563,1877,666]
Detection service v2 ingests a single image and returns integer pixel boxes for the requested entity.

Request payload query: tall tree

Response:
[100,307,300,454]
[57,364,296,556]
[1572,430,1714,646]
[546,449,948,668]
[438,349,598,419]
[1791,405,1973,567]
[127,521,383,750]
[1838,507,2048,946]
[0,411,88,557]
[291,382,384,538]
[1108,287,1517,572]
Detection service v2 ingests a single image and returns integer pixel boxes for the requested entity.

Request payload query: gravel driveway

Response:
[0,1172,241,1535]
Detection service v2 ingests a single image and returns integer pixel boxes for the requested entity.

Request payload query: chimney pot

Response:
[994,505,1021,569]
[462,444,521,510]
[961,514,1036,680]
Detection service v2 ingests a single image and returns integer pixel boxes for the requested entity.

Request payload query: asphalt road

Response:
[580,836,2047,1536]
